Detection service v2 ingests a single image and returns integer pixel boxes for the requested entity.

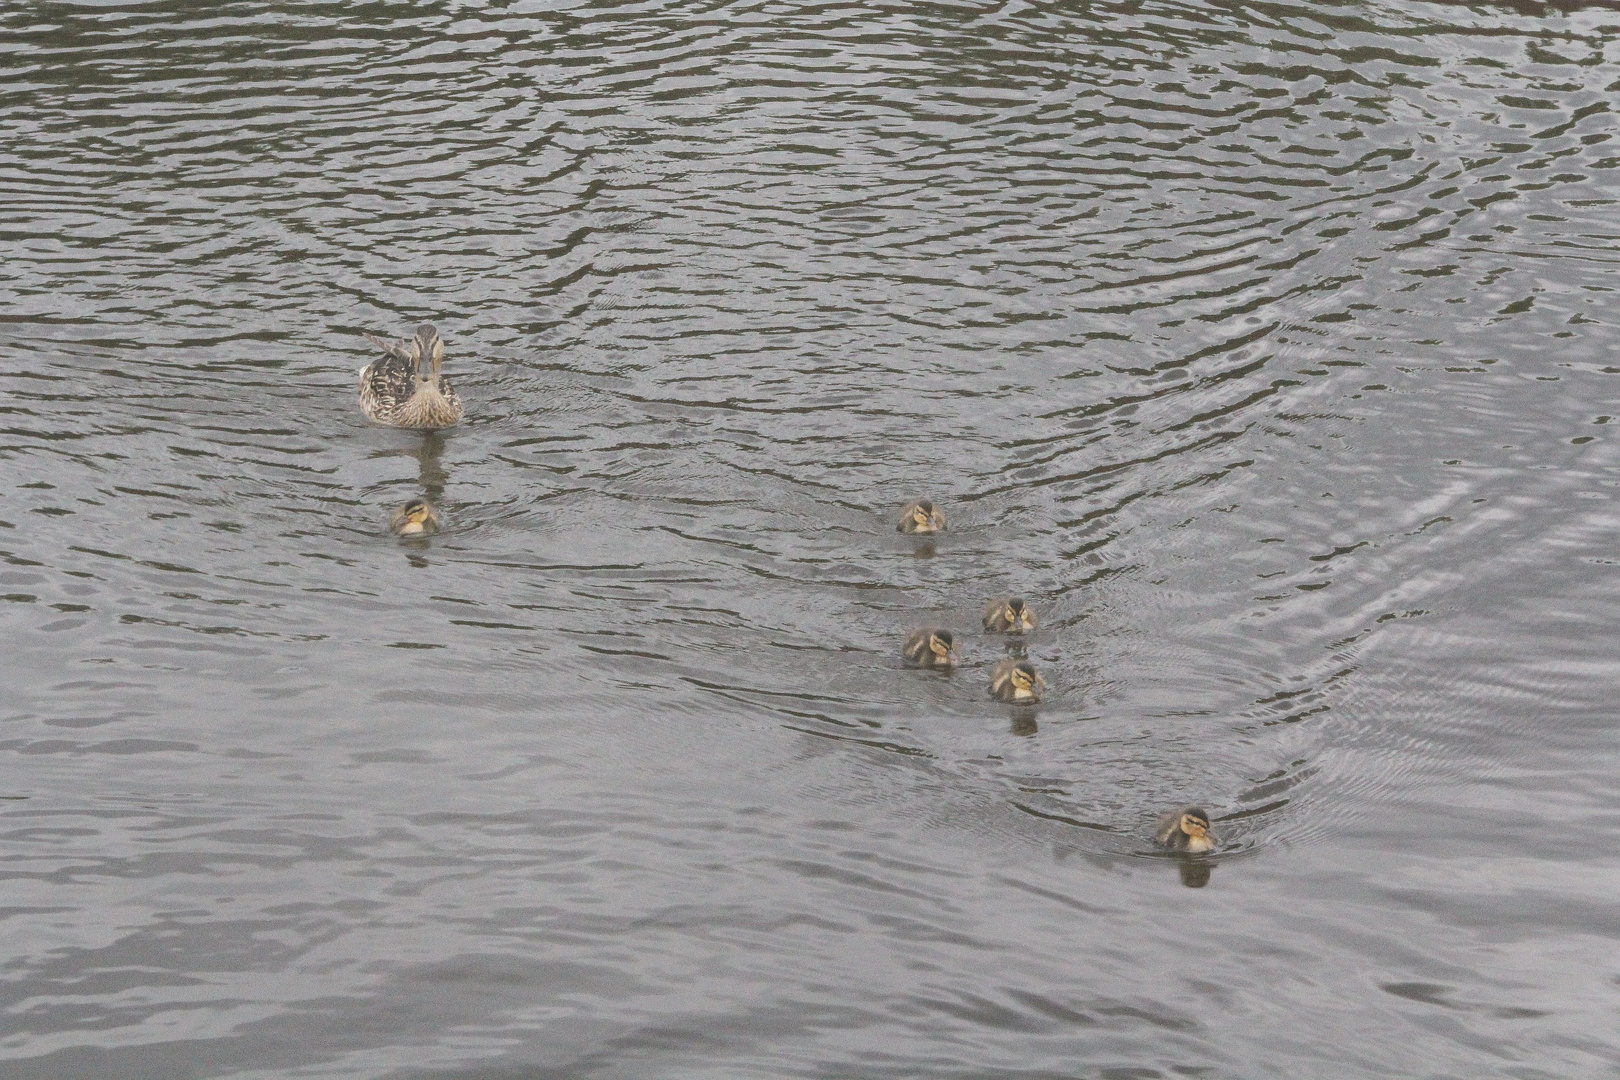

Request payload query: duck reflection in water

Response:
[1176,860,1214,888]
[413,430,449,503]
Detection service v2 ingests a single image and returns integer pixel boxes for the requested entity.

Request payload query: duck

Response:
[390,498,440,536]
[982,596,1036,633]
[1153,807,1218,854]
[902,628,957,669]
[988,658,1045,703]
[897,499,945,534]
[359,323,464,429]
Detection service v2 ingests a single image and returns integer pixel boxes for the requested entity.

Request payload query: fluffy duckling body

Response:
[390,499,440,536]
[902,628,957,669]
[1153,807,1217,854]
[359,324,464,429]
[982,596,1036,633]
[988,658,1045,703]
[897,499,945,534]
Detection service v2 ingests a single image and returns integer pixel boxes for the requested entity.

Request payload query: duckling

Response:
[988,658,1045,703]
[359,323,464,429]
[1153,807,1218,854]
[902,628,957,669]
[982,596,1036,633]
[390,498,440,536]
[897,499,945,534]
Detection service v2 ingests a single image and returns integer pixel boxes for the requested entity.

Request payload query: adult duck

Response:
[358,323,464,429]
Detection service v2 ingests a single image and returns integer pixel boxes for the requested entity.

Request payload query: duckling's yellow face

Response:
[896,500,946,535]
[1007,664,1040,699]
[997,599,1034,630]
[394,500,438,535]
[1181,813,1213,841]
[929,632,955,665]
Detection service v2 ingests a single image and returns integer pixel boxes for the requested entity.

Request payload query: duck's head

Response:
[997,597,1035,631]
[393,498,439,535]
[902,499,944,534]
[412,324,445,381]
[1005,660,1044,700]
[1178,809,1215,845]
[926,629,956,666]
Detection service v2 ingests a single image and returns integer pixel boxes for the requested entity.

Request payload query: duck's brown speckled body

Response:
[1153,807,1217,854]
[359,324,464,429]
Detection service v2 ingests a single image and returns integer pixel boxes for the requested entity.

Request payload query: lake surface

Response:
[3,1,1619,1076]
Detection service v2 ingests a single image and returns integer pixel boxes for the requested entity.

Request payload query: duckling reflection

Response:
[1176,860,1213,888]
[1152,807,1218,854]
[390,498,440,537]
[982,596,1036,633]
[1009,712,1038,737]
[897,499,945,535]
[988,658,1045,703]
[359,324,464,429]
[413,429,449,502]
[902,628,957,670]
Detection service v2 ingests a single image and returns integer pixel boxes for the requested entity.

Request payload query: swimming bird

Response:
[982,596,1036,633]
[1153,807,1218,854]
[390,498,440,536]
[988,658,1045,703]
[358,323,464,429]
[897,499,945,534]
[902,628,957,669]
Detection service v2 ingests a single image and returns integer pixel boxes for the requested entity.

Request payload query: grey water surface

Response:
[3,0,1619,1076]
